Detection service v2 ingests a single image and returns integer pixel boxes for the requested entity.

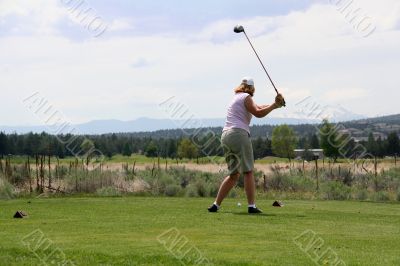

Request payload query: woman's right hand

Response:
[274,93,285,108]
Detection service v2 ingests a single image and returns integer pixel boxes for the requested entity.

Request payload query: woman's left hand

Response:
[275,93,285,107]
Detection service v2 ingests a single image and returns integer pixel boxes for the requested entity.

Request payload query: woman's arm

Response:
[245,96,279,118]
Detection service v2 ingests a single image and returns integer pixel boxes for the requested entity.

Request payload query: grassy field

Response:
[4,154,227,165]
[0,197,399,265]
[5,154,398,167]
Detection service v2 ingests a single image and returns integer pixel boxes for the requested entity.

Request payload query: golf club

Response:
[234,25,285,107]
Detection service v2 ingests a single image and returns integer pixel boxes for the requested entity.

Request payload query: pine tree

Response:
[366,132,378,156]
[145,141,158,157]
[319,119,340,161]
[310,134,320,149]
[0,132,7,156]
[386,132,400,156]
[122,142,132,157]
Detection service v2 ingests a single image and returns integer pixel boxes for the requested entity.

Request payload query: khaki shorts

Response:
[221,128,254,175]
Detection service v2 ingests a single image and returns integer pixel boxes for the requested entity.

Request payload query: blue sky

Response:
[96,1,312,23]
[93,0,315,32]
[0,0,399,126]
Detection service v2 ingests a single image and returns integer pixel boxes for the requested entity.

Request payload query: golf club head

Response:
[233,25,244,33]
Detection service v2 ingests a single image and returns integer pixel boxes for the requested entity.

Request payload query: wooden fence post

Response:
[263,174,267,192]
[40,155,44,193]
[374,156,378,191]
[75,158,78,192]
[27,156,32,193]
[48,154,52,189]
[35,155,39,192]
[315,157,319,191]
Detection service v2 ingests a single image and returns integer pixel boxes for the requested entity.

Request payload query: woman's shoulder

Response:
[236,92,251,102]
[235,92,250,98]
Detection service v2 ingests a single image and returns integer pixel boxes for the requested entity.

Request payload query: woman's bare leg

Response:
[244,171,255,205]
[215,173,240,206]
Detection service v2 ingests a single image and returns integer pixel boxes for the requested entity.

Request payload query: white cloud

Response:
[0,0,67,34]
[0,0,399,126]
[109,18,134,32]
[0,0,108,36]
[324,88,367,101]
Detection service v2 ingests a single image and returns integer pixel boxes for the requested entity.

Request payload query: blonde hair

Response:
[234,83,255,96]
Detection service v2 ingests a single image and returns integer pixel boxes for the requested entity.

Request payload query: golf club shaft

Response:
[243,31,279,95]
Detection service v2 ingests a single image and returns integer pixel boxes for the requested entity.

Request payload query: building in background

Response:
[294,149,324,160]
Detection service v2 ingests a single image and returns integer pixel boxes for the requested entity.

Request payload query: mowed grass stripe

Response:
[0,197,399,265]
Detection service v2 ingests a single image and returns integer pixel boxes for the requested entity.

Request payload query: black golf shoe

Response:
[207,204,219,212]
[248,207,263,214]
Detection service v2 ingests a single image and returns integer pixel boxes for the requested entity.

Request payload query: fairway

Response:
[0,198,399,265]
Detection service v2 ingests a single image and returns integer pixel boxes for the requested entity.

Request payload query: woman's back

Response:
[223,92,252,134]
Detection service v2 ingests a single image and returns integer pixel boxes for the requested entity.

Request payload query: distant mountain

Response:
[0,101,371,134]
[1,114,399,140]
[316,105,366,122]
[0,117,323,135]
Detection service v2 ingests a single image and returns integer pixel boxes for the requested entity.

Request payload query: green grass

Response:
[108,154,175,164]
[4,154,399,167]
[0,197,399,265]
[106,154,224,164]
[3,154,226,165]
[255,156,291,164]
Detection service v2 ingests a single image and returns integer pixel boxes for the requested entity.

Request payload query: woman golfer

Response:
[208,77,285,213]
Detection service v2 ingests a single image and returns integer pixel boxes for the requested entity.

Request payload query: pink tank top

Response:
[223,92,252,134]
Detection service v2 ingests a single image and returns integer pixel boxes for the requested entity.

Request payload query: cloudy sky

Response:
[0,0,399,126]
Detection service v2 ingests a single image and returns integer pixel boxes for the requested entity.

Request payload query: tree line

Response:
[0,120,398,159]
[0,130,300,159]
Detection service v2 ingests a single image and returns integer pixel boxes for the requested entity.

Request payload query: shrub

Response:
[380,168,400,191]
[206,183,219,197]
[157,174,177,193]
[185,185,198,197]
[195,180,207,197]
[383,167,400,178]
[56,165,69,179]
[269,173,314,192]
[96,186,121,197]
[0,178,15,199]
[322,181,351,200]
[356,189,368,201]
[352,173,372,190]
[165,184,181,197]
[65,169,118,193]
[373,191,390,202]
[342,168,354,186]
[269,173,292,191]
[9,164,29,185]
